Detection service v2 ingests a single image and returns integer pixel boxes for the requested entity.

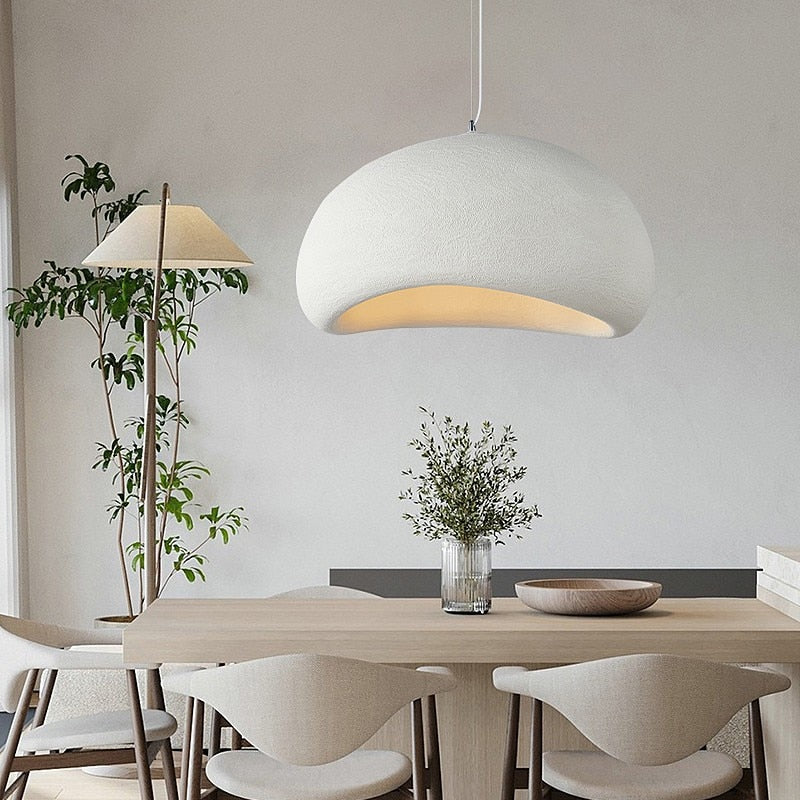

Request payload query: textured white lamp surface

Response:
[83,204,252,270]
[296,133,654,337]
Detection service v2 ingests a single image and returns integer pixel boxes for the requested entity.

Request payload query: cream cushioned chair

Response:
[179,584,383,799]
[493,654,790,800]
[194,584,382,778]
[164,653,456,800]
[0,614,178,800]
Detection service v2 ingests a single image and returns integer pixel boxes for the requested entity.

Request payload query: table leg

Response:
[366,664,589,800]
[760,662,800,800]
[756,584,800,800]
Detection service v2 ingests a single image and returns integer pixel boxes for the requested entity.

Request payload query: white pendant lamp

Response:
[296,1,654,338]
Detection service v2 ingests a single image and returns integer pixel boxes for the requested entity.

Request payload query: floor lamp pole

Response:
[141,182,169,610]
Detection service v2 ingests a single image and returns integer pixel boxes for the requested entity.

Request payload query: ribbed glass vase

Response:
[441,536,492,614]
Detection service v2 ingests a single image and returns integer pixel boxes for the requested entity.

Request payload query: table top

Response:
[123,596,800,665]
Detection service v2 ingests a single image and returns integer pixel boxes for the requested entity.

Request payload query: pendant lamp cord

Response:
[469,0,483,132]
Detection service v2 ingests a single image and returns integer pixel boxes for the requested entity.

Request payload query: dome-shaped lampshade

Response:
[296,133,654,337]
[83,204,252,270]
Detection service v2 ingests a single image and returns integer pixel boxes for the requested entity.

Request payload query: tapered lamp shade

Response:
[83,204,252,270]
[296,134,654,337]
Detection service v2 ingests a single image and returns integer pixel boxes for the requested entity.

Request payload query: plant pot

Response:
[94,615,136,628]
[441,536,492,614]
[84,615,137,779]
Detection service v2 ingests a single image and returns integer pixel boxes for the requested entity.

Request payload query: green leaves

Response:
[5,154,252,611]
[92,351,144,389]
[5,264,152,337]
[62,154,115,202]
[162,537,207,583]
[96,189,149,230]
[400,408,541,546]
[93,437,123,472]
[201,505,247,545]
[126,541,145,572]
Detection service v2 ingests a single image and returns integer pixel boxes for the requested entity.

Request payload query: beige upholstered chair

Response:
[164,653,456,800]
[493,654,790,800]
[199,584,381,767]
[0,614,178,800]
[270,585,382,599]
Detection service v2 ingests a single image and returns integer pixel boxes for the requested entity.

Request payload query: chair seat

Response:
[20,709,177,752]
[542,749,743,800]
[205,748,412,800]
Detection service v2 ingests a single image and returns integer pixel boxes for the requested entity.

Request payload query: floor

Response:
[26,769,171,800]
[23,768,756,800]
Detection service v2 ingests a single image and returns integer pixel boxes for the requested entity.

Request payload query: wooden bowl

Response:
[515,578,662,616]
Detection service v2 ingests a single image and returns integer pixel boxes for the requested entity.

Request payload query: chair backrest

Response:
[493,654,790,766]
[270,585,381,599]
[164,653,455,765]
[0,614,89,712]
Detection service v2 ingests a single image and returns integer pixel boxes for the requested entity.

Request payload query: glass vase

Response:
[441,536,492,614]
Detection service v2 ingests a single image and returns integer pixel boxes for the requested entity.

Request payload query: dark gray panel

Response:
[329,569,757,599]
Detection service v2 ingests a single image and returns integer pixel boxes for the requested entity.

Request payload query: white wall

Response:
[1,0,26,616]
[10,0,800,625]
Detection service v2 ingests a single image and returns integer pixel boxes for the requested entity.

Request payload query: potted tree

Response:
[400,407,541,613]
[7,155,249,621]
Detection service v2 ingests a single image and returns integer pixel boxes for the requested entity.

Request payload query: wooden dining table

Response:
[124,595,800,800]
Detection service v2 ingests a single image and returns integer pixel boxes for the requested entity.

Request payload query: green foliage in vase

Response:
[400,407,541,546]
[6,155,249,616]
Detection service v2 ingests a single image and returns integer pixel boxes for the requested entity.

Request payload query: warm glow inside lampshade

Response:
[296,133,654,337]
[82,204,252,270]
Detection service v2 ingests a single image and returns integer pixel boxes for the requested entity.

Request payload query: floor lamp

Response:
[83,183,252,610]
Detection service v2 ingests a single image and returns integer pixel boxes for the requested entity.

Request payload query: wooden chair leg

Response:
[127,670,155,800]
[501,693,521,800]
[230,726,242,751]
[208,709,221,758]
[0,670,38,798]
[423,695,443,800]
[750,699,769,800]
[148,669,179,800]
[150,669,166,712]
[9,668,58,800]
[187,699,205,800]
[208,663,223,757]
[410,699,425,800]
[160,740,180,800]
[529,698,543,800]
[180,697,193,800]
